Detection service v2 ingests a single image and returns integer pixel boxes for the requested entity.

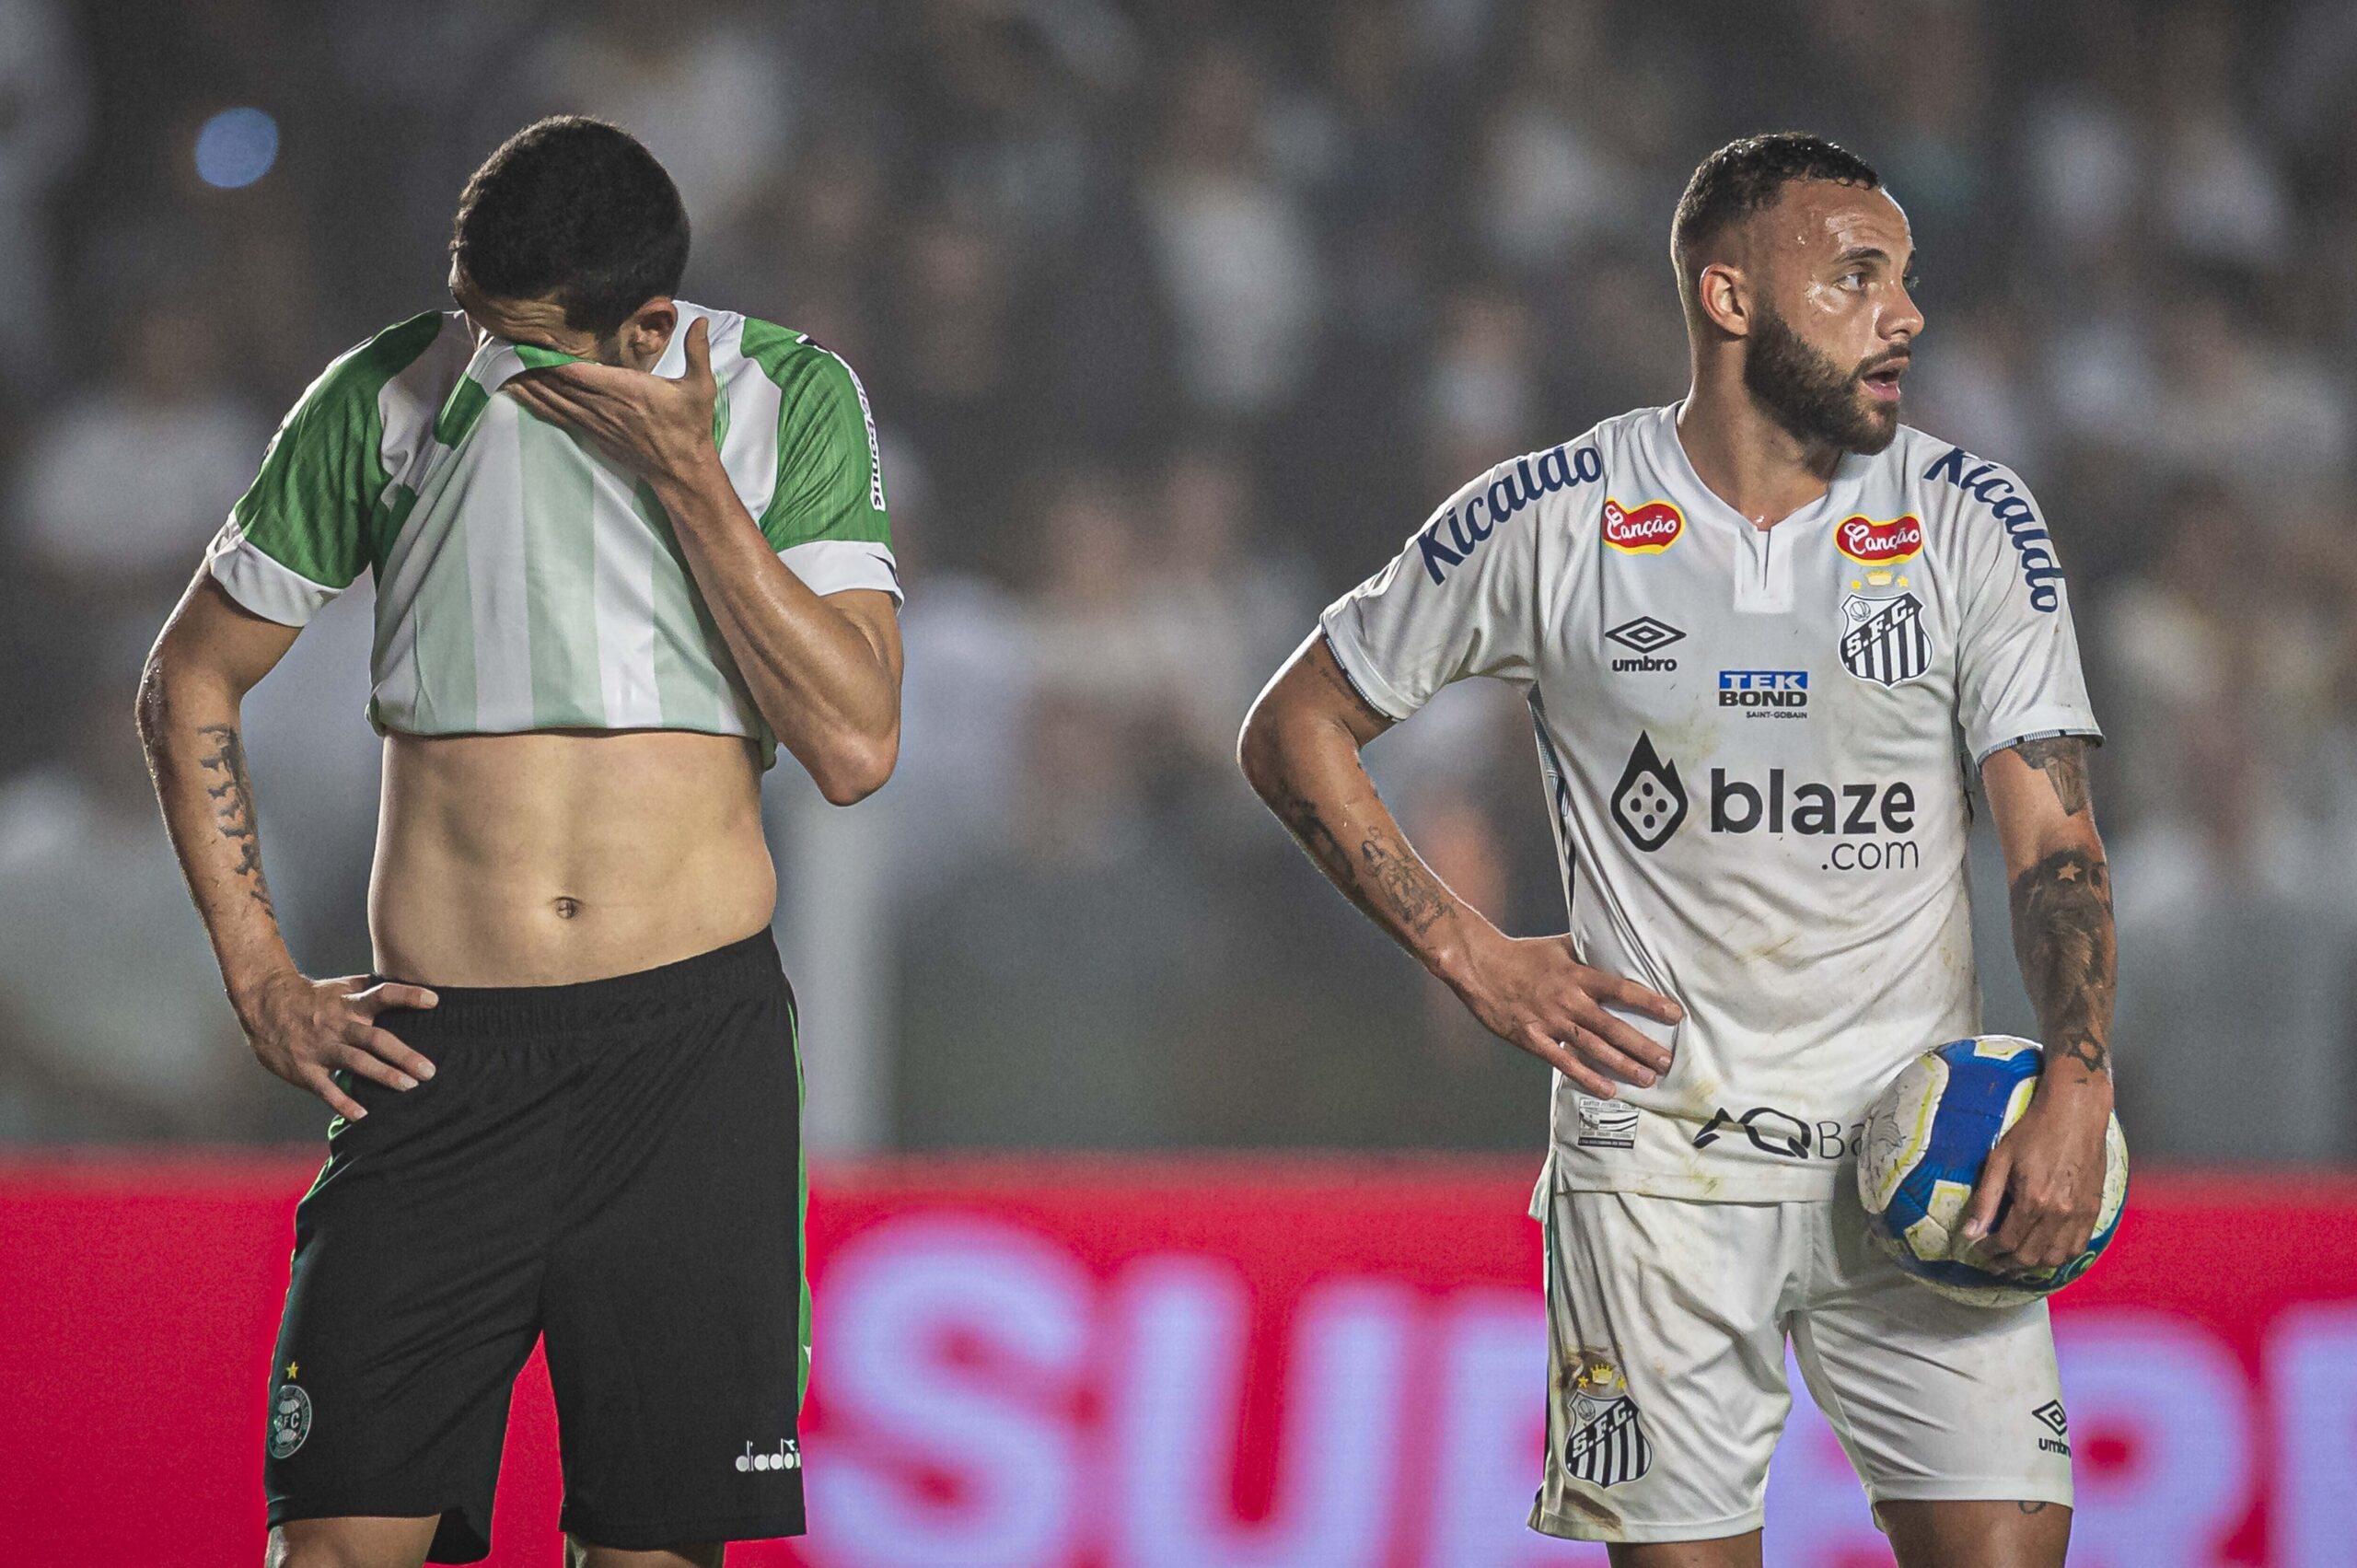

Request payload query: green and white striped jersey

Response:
[204,304,898,754]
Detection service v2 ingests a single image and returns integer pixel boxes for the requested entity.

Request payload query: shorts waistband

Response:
[377,928,786,1040]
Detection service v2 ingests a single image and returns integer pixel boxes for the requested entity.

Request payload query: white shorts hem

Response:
[1529,1503,1764,1544]
[1864,1478,2074,1508]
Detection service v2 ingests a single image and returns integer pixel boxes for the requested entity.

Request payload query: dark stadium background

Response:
[2,1,2353,1562]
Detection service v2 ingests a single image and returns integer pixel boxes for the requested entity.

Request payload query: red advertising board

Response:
[4,1156,2355,1567]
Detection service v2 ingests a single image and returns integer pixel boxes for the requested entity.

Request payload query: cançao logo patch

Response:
[1835,514,1923,565]
[1603,499,1683,554]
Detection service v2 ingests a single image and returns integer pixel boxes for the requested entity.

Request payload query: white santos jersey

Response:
[1320,404,2099,1201]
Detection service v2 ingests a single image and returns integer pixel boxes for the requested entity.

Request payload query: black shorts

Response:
[264,930,807,1562]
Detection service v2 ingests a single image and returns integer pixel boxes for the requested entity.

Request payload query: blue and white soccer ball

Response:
[1856,1035,2129,1308]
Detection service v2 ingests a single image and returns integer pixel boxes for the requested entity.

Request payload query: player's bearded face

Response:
[1742,300,1903,455]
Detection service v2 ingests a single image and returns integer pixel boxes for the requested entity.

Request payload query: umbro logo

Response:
[2031,1400,2071,1456]
[1607,616,1683,654]
[1607,616,1683,672]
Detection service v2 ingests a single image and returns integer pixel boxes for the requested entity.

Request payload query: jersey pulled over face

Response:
[1321,405,2098,1200]
[204,305,898,755]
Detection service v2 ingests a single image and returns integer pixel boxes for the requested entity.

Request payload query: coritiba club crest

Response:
[269,1378,312,1460]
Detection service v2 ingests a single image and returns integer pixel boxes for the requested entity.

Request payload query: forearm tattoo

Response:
[1357,835,1453,935]
[194,722,276,916]
[2009,845,2114,1078]
[1260,646,1438,939]
[1267,781,1455,940]
[1269,782,1350,877]
[2002,736,2112,1076]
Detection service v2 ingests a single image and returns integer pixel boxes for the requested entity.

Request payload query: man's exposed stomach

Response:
[370,728,776,987]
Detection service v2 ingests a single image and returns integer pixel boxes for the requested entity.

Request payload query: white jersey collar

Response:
[1653,401,1870,537]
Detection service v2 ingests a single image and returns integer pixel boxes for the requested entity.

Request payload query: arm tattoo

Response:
[1266,783,1455,939]
[1358,835,1452,936]
[2012,736,2091,818]
[1312,640,1392,734]
[2009,845,2114,1078]
[194,722,276,916]
[1269,783,1350,877]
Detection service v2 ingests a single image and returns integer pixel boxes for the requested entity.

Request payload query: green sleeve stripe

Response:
[826,347,887,514]
[433,376,490,449]
[736,318,806,381]
[737,319,892,552]
[230,311,447,588]
[512,343,586,370]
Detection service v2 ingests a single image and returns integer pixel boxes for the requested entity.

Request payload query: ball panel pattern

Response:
[1855,1035,2128,1308]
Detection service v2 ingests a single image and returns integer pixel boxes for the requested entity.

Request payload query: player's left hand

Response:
[1958,1081,2109,1275]
[505,315,719,491]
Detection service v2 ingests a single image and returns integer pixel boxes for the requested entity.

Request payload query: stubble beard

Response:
[1743,303,1900,456]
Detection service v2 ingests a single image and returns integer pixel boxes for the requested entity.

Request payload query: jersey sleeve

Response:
[1318,457,1550,721]
[1946,459,2103,763]
[746,327,900,604]
[203,313,440,626]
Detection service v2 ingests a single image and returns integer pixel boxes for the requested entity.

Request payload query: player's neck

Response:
[1674,379,1845,531]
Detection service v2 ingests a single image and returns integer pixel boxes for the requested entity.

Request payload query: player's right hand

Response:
[238,972,440,1121]
[1452,934,1682,1098]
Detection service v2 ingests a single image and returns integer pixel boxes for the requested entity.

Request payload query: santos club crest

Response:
[1840,591,1931,687]
[1564,1359,1653,1488]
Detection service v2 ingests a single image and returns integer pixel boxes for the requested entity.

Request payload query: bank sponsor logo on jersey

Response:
[1564,1358,1652,1488]
[1835,513,1924,566]
[1574,1092,1638,1149]
[1692,1105,1866,1161]
[1924,446,2065,611]
[1602,498,1684,554]
[1710,766,1921,871]
[1606,615,1683,672]
[1840,590,1932,687]
[269,1378,312,1460]
[1718,668,1808,717]
[2032,1400,2072,1456]
[1417,444,1603,584]
[1611,733,1688,852]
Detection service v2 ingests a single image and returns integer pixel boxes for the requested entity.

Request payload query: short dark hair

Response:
[1671,133,1880,308]
[450,116,691,338]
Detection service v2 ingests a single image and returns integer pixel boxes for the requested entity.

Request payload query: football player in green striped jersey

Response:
[137,117,898,1568]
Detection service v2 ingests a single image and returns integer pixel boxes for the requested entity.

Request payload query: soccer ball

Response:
[1856,1035,2128,1307]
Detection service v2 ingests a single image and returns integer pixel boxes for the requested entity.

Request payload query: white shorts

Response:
[1529,1175,2073,1544]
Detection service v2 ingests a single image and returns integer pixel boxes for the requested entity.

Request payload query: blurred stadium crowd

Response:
[2,0,2354,1160]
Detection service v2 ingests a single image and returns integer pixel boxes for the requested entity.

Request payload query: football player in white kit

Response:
[1240,134,2115,1566]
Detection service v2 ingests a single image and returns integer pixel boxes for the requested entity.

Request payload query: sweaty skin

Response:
[140,285,901,1126]
[369,727,777,986]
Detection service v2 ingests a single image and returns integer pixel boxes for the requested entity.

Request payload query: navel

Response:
[552,896,582,921]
